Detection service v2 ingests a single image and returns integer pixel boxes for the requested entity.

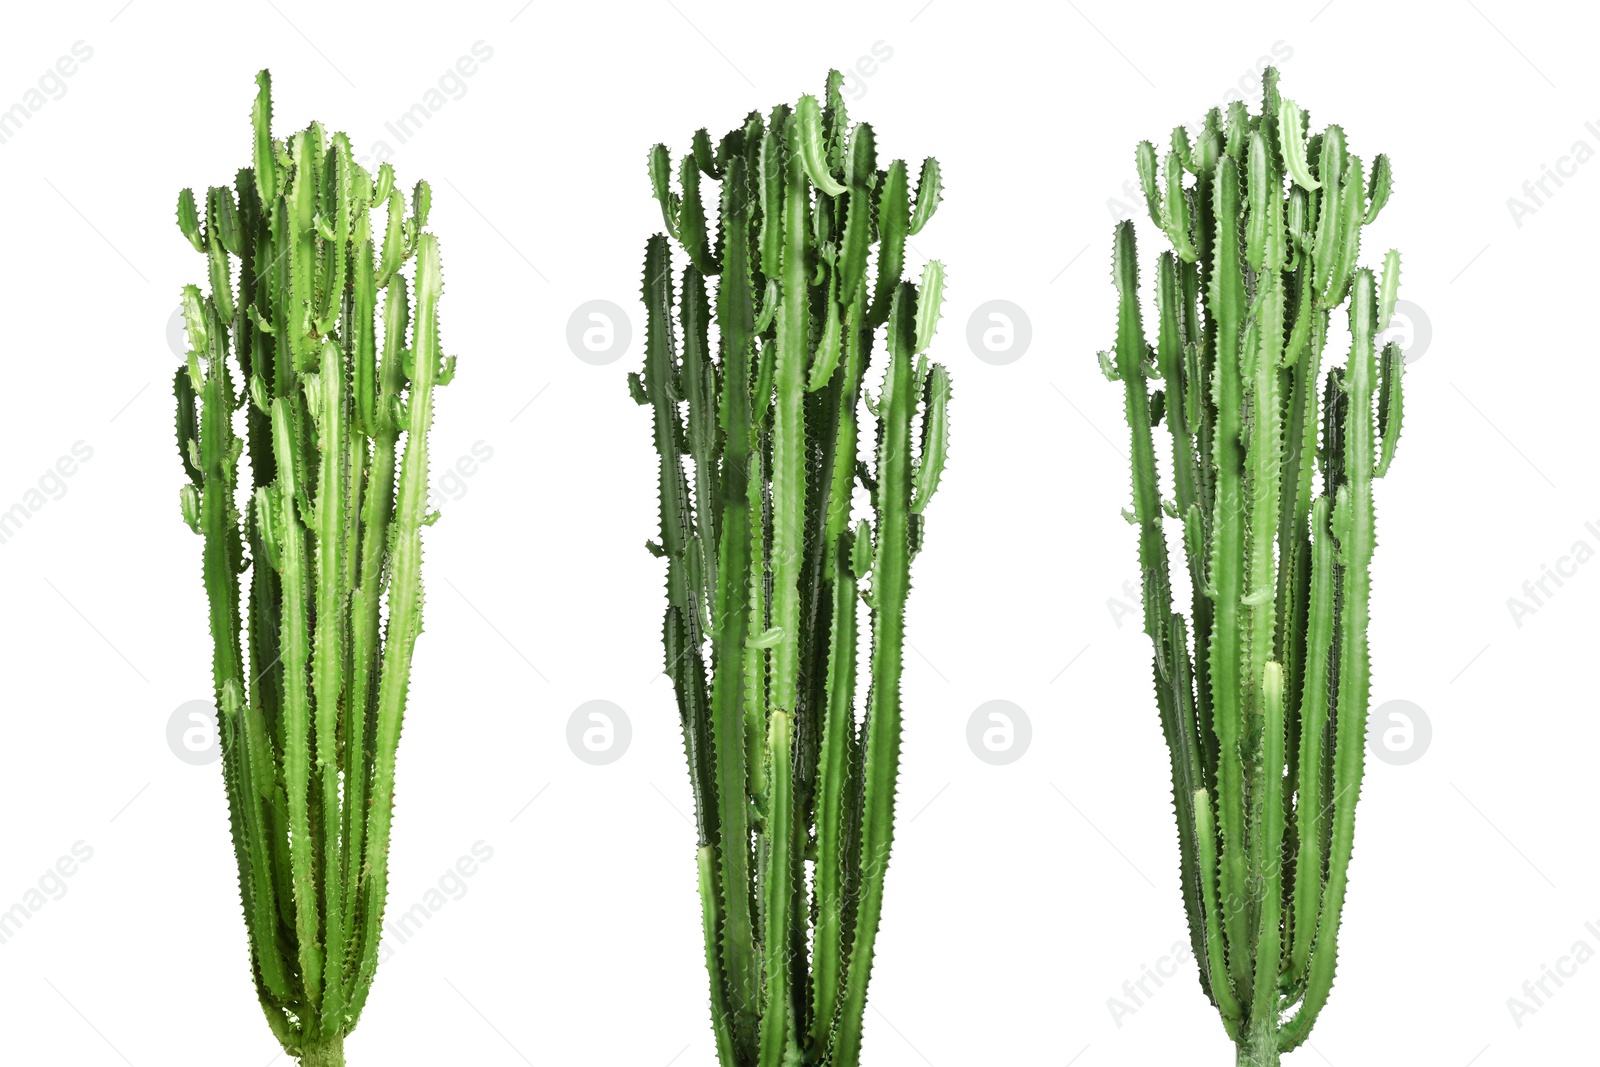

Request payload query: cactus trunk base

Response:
[1237,1021,1279,1067]
[299,1036,345,1067]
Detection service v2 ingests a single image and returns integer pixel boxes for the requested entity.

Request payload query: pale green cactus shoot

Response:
[174,71,452,1067]
[631,71,952,1067]
[1104,68,1408,1065]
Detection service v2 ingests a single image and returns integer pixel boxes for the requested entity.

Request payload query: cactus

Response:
[631,71,951,1067]
[173,71,451,1067]
[1103,69,1408,1065]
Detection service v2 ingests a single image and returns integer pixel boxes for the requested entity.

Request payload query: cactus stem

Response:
[175,70,449,1059]
[634,73,950,1067]
[298,1036,345,1067]
[1107,69,1409,1062]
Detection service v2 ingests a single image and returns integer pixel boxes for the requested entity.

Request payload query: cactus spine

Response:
[633,71,951,1067]
[174,71,451,1066]
[1104,69,1407,1065]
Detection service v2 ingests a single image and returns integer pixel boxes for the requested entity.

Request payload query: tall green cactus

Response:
[632,71,951,1067]
[174,70,452,1067]
[1103,69,1408,1065]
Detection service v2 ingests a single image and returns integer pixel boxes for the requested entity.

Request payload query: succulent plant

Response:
[173,70,451,1067]
[1102,68,1408,1065]
[631,71,951,1067]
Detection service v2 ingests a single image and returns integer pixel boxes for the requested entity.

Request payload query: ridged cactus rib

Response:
[1104,69,1411,1064]
[174,71,451,1065]
[634,72,951,1067]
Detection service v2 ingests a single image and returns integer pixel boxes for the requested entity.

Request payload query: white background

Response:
[1,1,1595,1065]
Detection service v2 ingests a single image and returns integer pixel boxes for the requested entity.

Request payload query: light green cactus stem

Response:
[1104,68,1409,1065]
[174,70,452,1066]
[633,71,951,1067]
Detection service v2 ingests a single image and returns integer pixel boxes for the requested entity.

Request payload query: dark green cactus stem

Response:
[174,70,452,1065]
[1104,69,1409,1064]
[633,72,951,1067]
